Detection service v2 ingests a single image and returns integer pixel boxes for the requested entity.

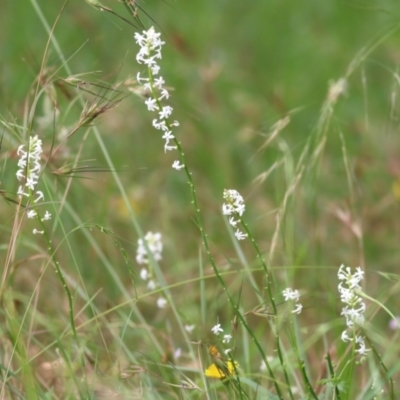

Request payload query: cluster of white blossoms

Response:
[211,323,233,348]
[222,189,247,241]
[134,27,183,171]
[16,135,51,233]
[338,264,369,356]
[136,231,166,308]
[282,287,303,314]
[136,231,163,265]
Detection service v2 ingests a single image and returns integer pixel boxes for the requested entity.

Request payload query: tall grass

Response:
[1,1,400,399]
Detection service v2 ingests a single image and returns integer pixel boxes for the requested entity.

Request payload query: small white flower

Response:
[162,130,174,142]
[222,334,232,344]
[353,266,365,282]
[17,186,28,197]
[228,217,239,227]
[222,203,234,216]
[27,210,37,219]
[136,72,149,84]
[42,211,51,221]
[234,229,247,241]
[142,82,152,92]
[147,280,156,290]
[341,305,365,327]
[172,160,184,170]
[17,158,27,169]
[136,252,146,265]
[184,324,195,333]
[17,144,26,156]
[30,163,41,174]
[235,203,245,216]
[157,297,167,309]
[355,336,370,355]
[33,229,44,235]
[140,268,149,280]
[152,118,167,131]
[224,348,232,355]
[164,144,177,151]
[26,177,38,191]
[16,170,25,181]
[341,330,351,342]
[154,76,165,89]
[145,232,162,258]
[159,105,173,119]
[145,97,158,111]
[34,191,44,203]
[159,88,170,100]
[211,323,223,335]
[151,64,160,75]
[292,303,303,314]
[282,288,300,302]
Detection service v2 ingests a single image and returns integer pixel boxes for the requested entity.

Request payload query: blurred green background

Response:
[1,0,400,319]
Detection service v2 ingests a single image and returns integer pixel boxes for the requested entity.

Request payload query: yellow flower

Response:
[204,361,239,379]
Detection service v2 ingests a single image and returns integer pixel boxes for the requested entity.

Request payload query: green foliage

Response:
[0,0,400,398]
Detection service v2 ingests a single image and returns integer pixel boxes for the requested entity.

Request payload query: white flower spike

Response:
[338,264,369,356]
[223,189,247,240]
[136,232,163,265]
[16,135,43,198]
[135,27,180,169]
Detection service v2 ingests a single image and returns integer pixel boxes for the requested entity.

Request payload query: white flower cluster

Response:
[222,189,247,241]
[136,232,166,308]
[282,287,303,314]
[134,27,183,170]
[338,264,369,356]
[211,323,232,347]
[16,135,51,233]
[136,231,163,265]
[17,135,43,198]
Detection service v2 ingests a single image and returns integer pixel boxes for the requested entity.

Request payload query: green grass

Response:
[1,0,400,398]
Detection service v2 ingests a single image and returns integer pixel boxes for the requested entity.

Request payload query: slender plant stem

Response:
[143,54,284,399]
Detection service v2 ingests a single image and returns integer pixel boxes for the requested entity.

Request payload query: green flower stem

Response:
[145,65,284,399]
[364,336,395,399]
[326,351,342,400]
[33,207,78,342]
[299,360,319,399]
[239,217,296,396]
[238,217,277,315]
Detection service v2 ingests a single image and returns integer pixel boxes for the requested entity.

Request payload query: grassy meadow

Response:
[1,0,400,398]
